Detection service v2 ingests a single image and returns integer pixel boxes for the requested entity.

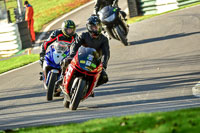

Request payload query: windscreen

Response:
[98,6,114,20]
[77,46,101,71]
[54,41,70,53]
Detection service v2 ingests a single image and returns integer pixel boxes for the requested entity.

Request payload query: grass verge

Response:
[127,2,200,24]
[6,0,91,33]
[1,107,200,133]
[0,54,39,74]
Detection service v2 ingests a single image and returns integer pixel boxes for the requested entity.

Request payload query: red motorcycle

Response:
[60,46,103,110]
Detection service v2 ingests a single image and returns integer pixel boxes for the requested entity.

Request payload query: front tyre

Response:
[69,78,86,110]
[47,72,58,101]
[115,25,128,46]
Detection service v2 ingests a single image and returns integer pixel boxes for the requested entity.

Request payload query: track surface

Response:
[0,2,200,130]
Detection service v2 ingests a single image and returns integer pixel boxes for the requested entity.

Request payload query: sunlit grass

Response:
[3,107,200,133]
[0,54,39,74]
[6,0,91,32]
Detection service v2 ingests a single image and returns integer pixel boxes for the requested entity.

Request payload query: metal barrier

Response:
[177,0,200,7]
[134,0,199,15]
[138,0,178,15]
[0,23,22,57]
[139,0,157,15]
[156,0,178,14]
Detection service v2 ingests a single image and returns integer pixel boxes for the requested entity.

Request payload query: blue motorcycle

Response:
[40,41,70,101]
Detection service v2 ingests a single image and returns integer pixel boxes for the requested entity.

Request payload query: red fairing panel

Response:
[63,64,75,94]
[84,72,101,99]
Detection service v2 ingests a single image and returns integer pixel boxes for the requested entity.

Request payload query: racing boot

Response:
[54,75,63,97]
[89,91,95,97]
[96,69,109,87]
[54,75,63,89]
[39,72,43,81]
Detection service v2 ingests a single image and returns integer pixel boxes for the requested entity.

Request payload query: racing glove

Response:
[39,50,46,67]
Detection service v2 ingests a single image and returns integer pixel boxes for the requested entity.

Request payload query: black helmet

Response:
[61,20,76,37]
[86,15,102,37]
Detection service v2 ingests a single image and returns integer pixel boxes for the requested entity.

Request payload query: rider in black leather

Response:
[55,15,110,90]
[94,0,117,14]
[94,0,126,19]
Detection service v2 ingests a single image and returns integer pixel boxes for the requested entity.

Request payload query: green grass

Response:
[127,2,200,24]
[0,54,39,74]
[6,0,91,33]
[1,107,199,133]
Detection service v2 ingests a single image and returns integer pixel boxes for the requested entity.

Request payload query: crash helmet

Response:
[61,20,76,37]
[86,15,102,38]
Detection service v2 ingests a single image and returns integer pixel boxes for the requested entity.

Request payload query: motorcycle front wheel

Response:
[115,25,128,46]
[47,72,58,101]
[69,78,86,110]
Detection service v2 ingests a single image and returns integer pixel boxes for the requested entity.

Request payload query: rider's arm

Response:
[69,33,85,58]
[94,0,101,14]
[42,30,61,51]
[101,37,110,69]
[73,33,79,41]
[112,0,118,7]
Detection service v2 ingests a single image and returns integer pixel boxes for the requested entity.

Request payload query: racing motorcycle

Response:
[59,46,103,110]
[97,1,129,46]
[39,41,70,101]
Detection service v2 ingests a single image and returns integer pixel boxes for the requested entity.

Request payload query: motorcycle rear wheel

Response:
[69,78,86,110]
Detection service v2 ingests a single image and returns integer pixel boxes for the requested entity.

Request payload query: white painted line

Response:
[36,1,95,44]
[1,2,128,76]
[192,81,200,97]
[1,1,95,76]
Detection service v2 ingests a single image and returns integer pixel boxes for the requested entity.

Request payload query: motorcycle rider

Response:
[55,15,110,94]
[39,19,77,66]
[94,0,127,20]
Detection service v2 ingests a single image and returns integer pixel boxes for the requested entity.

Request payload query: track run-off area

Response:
[0,1,200,130]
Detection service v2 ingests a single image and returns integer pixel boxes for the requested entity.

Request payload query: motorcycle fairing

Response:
[63,46,103,100]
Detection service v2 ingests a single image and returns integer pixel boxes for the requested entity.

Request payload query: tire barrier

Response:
[0,23,22,57]
[177,0,200,7]
[16,21,32,49]
[139,0,157,15]
[0,21,32,57]
[130,0,199,16]
[127,0,139,17]
[138,0,178,15]
[156,0,178,14]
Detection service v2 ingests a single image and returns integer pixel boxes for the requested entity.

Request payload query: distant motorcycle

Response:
[40,41,70,101]
[98,1,129,46]
[60,46,103,110]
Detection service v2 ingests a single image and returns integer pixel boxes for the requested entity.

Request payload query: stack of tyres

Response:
[16,21,32,49]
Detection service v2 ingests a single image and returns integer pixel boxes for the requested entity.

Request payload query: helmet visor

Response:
[88,24,102,33]
[64,27,75,36]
